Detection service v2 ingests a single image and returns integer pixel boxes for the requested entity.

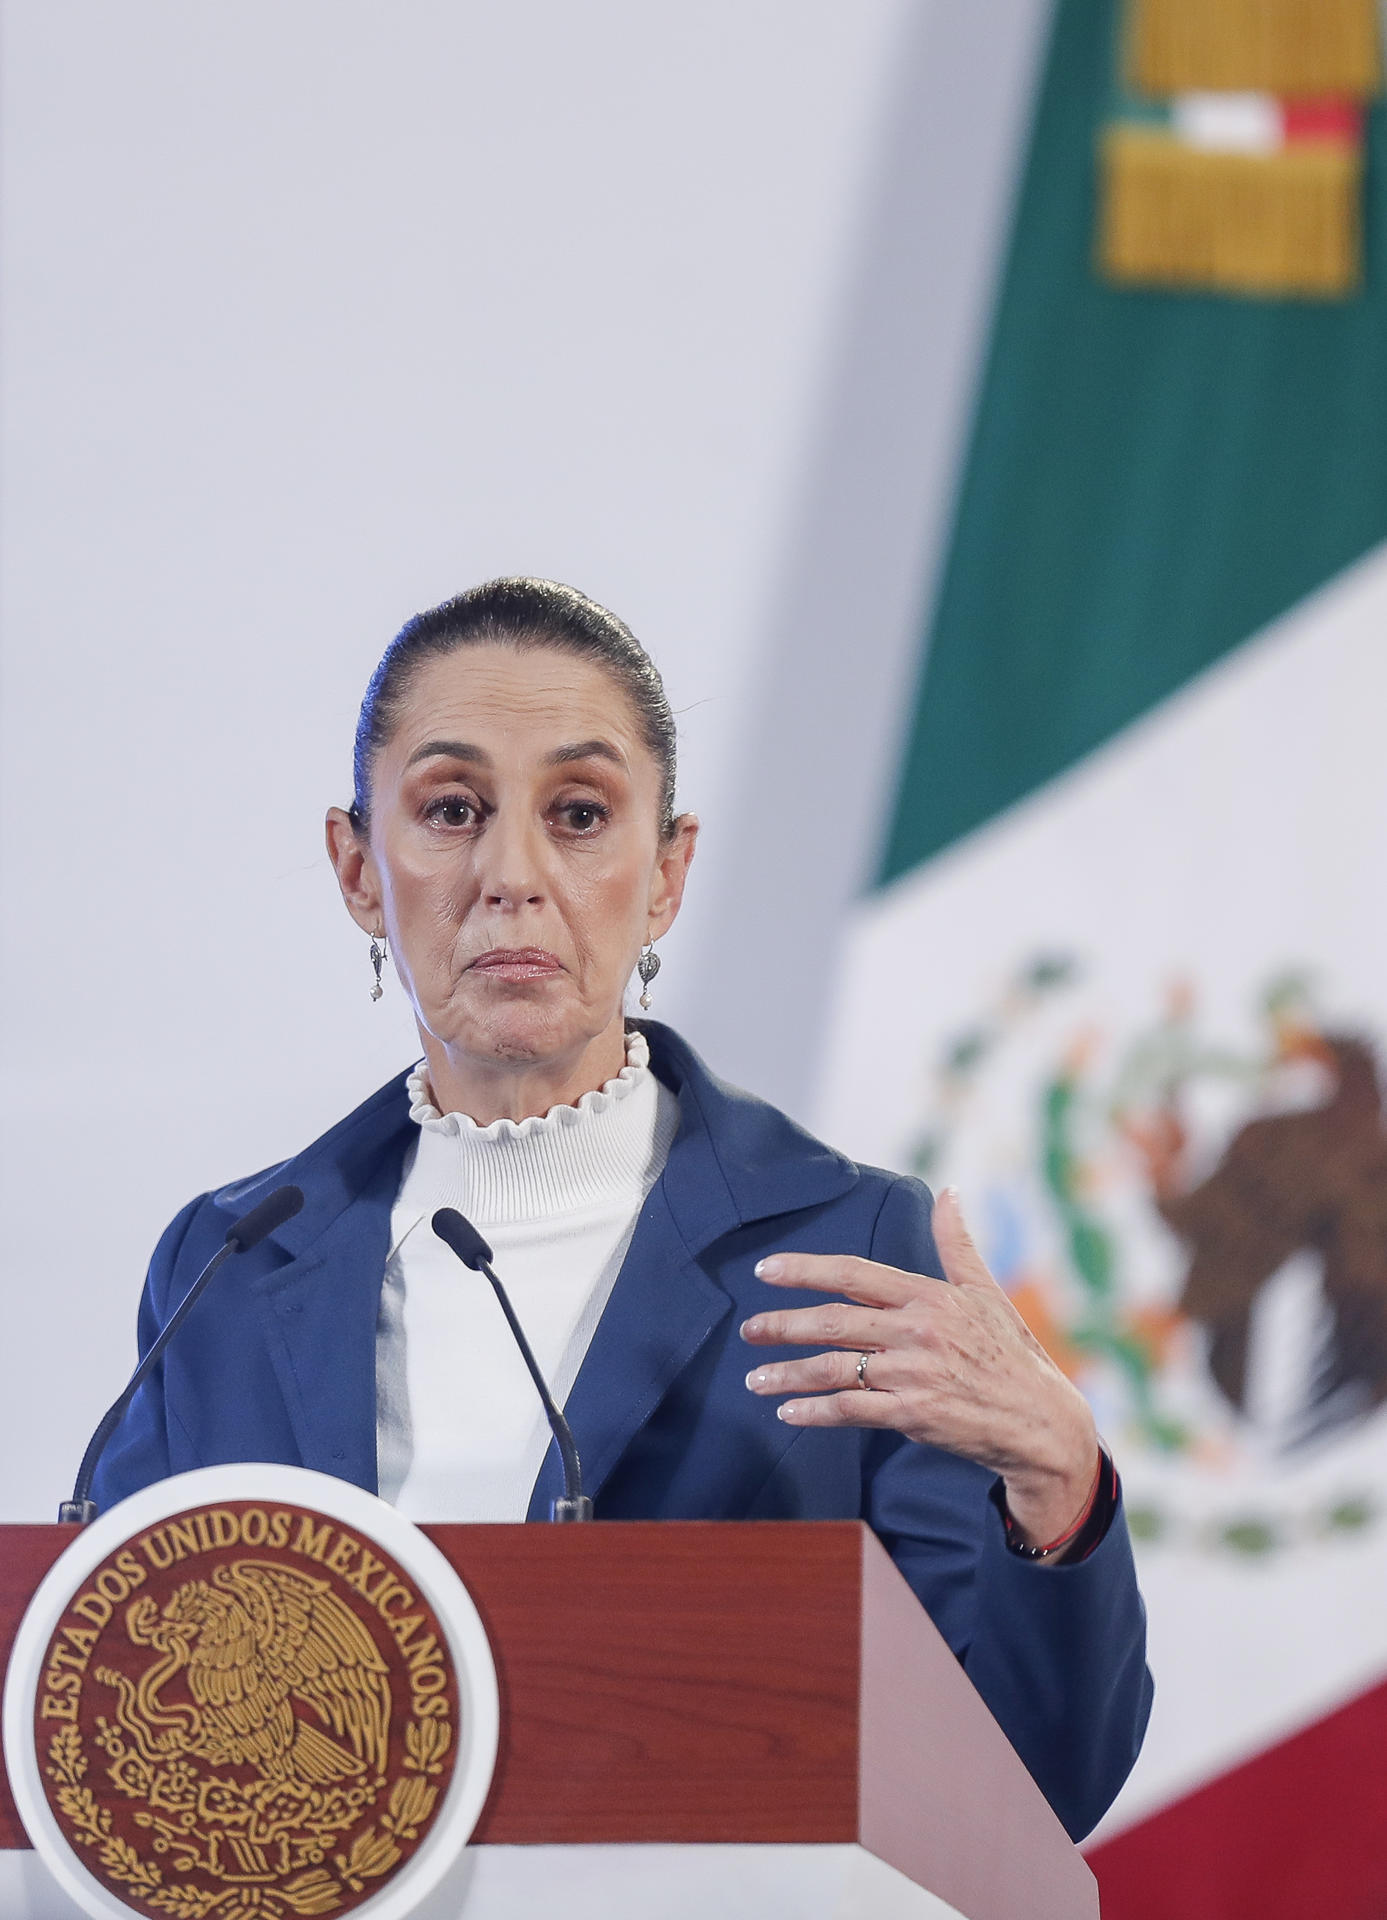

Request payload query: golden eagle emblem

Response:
[102,1561,392,1788]
[37,1504,459,1920]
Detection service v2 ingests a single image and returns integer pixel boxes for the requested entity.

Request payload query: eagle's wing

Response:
[217,1561,393,1778]
[181,1581,296,1773]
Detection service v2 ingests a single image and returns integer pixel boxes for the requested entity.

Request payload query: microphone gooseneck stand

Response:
[431,1205,594,1521]
[58,1184,306,1525]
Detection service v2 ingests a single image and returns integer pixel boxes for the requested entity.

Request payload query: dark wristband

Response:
[996,1446,1119,1565]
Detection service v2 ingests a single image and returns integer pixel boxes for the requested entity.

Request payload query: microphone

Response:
[58,1184,305,1524]
[431,1206,593,1522]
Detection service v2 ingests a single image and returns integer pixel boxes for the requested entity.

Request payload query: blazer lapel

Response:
[524,1020,851,1519]
[217,1074,414,1495]
[246,1191,395,1493]
[526,1178,733,1516]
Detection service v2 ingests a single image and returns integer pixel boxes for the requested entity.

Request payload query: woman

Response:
[95,577,1151,1841]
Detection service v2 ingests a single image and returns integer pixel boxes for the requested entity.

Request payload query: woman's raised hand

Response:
[740,1188,1100,1552]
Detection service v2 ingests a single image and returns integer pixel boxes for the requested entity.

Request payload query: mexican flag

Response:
[812,0,1387,1913]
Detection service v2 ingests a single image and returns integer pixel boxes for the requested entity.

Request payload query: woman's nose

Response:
[476,808,547,908]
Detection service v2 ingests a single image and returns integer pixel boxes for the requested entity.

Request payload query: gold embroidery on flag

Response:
[1099,128,1362,297]
[1128,0,1381,97]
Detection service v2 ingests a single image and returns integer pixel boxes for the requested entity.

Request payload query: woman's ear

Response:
[325,806,385,935]
[647,813,699,939]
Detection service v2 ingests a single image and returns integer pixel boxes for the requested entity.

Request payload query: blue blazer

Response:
[94,1020,1151,1840]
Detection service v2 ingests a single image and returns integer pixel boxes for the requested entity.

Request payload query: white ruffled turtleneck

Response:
[375,1029,680,1520]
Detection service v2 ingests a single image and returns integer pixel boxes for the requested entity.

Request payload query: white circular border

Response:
[3,1465,500,1920]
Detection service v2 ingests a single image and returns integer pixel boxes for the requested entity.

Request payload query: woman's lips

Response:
[468,948,564,980]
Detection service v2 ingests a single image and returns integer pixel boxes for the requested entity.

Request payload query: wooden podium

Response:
[0,1519,1098,1920]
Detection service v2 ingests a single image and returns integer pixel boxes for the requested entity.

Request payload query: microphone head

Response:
[432,1207,494,1270]
[226,1184,305,1252]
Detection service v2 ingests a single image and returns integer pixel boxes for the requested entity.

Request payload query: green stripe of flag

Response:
[877,0,1387,888]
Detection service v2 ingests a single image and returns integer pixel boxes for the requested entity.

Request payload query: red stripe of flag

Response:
[1281,97,1363,145]
[1087,1675,1387,1920]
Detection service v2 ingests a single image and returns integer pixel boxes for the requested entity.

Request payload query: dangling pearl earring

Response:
[369,933,387,1002]
[636,939,661,1011]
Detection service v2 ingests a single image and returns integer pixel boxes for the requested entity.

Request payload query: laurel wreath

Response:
[46,1709,453,1920]
[1127,1490,1378,1557]
[45,1726,161,1903]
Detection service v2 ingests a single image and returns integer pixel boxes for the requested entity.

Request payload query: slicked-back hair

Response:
[349,577,678,839]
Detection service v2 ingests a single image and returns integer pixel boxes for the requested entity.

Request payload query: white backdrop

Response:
[0,0,866,1518]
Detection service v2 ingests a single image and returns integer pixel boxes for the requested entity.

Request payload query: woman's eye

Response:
[423,796,479,828]
[558,801,608,833]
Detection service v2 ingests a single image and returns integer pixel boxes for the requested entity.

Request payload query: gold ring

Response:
[856,1352,874,1390]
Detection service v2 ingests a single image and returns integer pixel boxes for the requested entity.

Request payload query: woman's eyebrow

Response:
[405,739,489,769]
[403,737,626,772]
[546,739,626,769]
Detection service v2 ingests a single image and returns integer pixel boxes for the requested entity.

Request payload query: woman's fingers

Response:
[746,1347,889,1398]
[741,1198,1102,1534]
[740,1299,897,1351]
[772,1388,905,1430]
[930,1186,1007,1294]
[751,1251,930,1307]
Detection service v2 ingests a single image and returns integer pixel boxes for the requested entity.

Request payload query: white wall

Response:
[0,0,1043,1520]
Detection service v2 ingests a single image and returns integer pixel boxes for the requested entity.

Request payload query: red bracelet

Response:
[1003,1449,1106,1561]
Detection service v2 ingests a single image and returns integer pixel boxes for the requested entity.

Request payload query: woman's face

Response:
[329,644,696,1076]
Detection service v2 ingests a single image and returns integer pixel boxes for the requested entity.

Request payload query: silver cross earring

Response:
[637,940,661,1011]
[369,933,387,1002]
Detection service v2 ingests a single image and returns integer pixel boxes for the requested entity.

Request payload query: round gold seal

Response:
[32,1499,462,1920]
